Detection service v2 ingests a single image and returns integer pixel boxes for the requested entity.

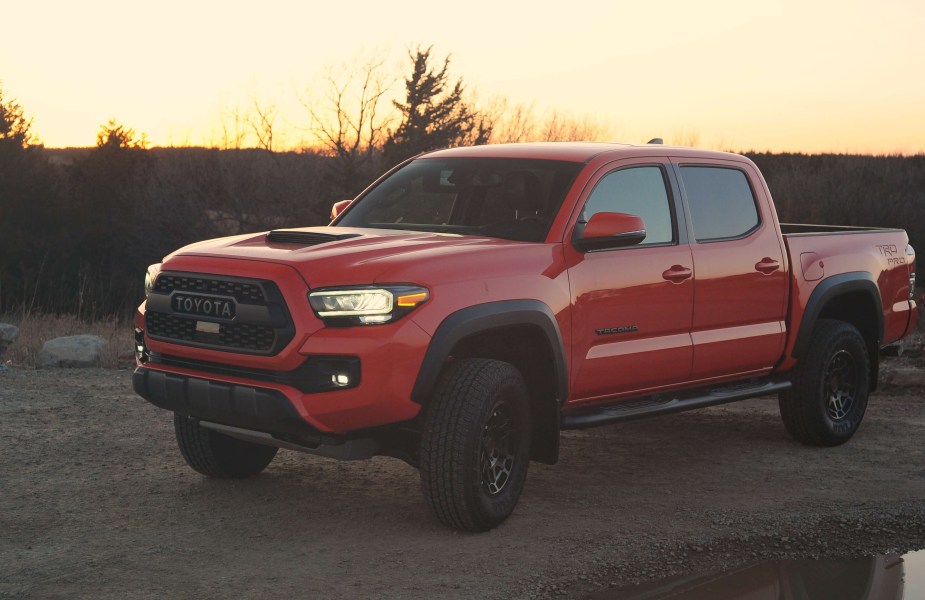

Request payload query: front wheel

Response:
[779,319,870,446]
[174,414,278,478]
[420,358,532,532]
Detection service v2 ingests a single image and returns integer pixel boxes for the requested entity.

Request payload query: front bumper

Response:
[134,366,327,442]
[134,367,391,460]
[136,306,433,434]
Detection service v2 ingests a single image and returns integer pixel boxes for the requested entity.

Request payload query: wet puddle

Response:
[588,550,924,599]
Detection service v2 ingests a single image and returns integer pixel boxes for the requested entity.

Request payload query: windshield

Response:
[336,157,584,242]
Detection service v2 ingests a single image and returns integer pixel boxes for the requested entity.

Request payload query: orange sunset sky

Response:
[4,0,924,153]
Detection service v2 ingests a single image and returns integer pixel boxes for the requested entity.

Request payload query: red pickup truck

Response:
[133,143,918,531]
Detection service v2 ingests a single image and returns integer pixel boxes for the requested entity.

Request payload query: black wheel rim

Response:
[824,349,857,421]
[480,400,516,496]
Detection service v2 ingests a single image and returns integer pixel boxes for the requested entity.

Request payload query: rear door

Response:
[565,158,694,405]
[672,159,789,379]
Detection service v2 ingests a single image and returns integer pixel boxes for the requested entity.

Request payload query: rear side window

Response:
[680,166,759,241]
[580,166,674,245]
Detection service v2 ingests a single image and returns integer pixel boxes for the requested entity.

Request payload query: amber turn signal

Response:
[396,291,429,307]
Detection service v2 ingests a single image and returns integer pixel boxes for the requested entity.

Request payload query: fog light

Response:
[134,328,149,363]
[359,314,391,324]
[332,373,350,386]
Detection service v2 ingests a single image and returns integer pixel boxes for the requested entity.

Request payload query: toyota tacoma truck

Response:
[133,142,918,531]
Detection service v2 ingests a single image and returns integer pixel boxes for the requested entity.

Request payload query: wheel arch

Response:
[792,271,883,390]
[411,300,568,464]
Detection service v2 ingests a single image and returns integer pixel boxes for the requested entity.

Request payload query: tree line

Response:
[1,48,922,318]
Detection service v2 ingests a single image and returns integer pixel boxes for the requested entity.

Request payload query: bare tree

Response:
[249,98,278,152]
[670,129,701,147]
[218,105,249,149]
[303,55,394,196]
[540,110,612,142]
[478,99,612,144]
[482,98,537,144]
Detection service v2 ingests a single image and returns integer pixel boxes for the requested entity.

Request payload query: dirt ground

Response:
[1,354,924,599]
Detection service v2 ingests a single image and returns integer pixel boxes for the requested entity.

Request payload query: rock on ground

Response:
[0,323,18,356]
[39,335,105,368]
[0,323,18,344]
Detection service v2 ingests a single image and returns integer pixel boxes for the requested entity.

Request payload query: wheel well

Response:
[450,325,560,464]
[817,292,878,347]
[817,291,880,390]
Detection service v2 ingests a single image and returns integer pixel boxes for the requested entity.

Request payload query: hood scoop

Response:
[266,230,361,246]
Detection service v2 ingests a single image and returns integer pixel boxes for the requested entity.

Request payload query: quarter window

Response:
[680,166,759,241]
[580,166,674,245]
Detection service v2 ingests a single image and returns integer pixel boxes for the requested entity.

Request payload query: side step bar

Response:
[561,380,791,430]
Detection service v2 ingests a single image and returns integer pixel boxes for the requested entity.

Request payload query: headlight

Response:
[144,263,162,298]
[310,289,393,316]
[308,286,429,325]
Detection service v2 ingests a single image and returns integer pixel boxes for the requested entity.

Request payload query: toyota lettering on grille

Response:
[172,293,236,320]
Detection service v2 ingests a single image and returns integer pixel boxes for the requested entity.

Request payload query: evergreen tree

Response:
[0,85,33,149]
[383,47,488,166]
[96,119,148,150]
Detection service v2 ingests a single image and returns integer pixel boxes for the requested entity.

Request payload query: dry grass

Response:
[0,312,135,369]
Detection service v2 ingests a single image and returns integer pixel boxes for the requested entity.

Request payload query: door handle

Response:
[662,265,693,283]
[755,258,781,274]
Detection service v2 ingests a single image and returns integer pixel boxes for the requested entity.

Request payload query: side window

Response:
[580,166,674,245]
[680,166,759,241]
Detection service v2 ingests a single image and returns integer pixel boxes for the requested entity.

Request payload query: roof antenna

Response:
[647,138,663,144]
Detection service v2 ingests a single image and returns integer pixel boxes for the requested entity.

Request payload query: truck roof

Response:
[422,142,745,163]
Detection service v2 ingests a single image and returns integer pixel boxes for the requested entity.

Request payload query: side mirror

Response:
[574,212,647,251]
[330,199,352,222]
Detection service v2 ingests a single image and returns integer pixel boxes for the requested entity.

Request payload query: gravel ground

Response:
[1,354,923,599]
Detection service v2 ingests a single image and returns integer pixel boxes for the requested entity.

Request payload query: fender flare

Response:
[410,299,568,405]
[791,271,883,358]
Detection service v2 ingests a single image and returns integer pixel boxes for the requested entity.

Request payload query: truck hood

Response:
[165,226,556,288]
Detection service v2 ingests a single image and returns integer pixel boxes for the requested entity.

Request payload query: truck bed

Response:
[779,224,916,370]
[780,223,906,236]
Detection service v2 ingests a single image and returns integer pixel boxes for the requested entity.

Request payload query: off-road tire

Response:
[420,358,532,532]
[779,319,870,446]
[174,414,278,478]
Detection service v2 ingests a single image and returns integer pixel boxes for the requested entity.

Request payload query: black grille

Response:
[145,271,294,356]
[146,312,276,353]
[266,230,360,246]
[154,275,265,304]
[147,311,196,342]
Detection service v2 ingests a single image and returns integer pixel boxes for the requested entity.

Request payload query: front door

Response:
[565,159,694,406]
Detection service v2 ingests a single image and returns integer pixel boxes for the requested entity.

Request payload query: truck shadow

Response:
[152,397,854,540]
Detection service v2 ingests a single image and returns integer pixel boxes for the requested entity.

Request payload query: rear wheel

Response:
[420,358,532,532]
[779,319,870,446]
[174,414,278,478]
